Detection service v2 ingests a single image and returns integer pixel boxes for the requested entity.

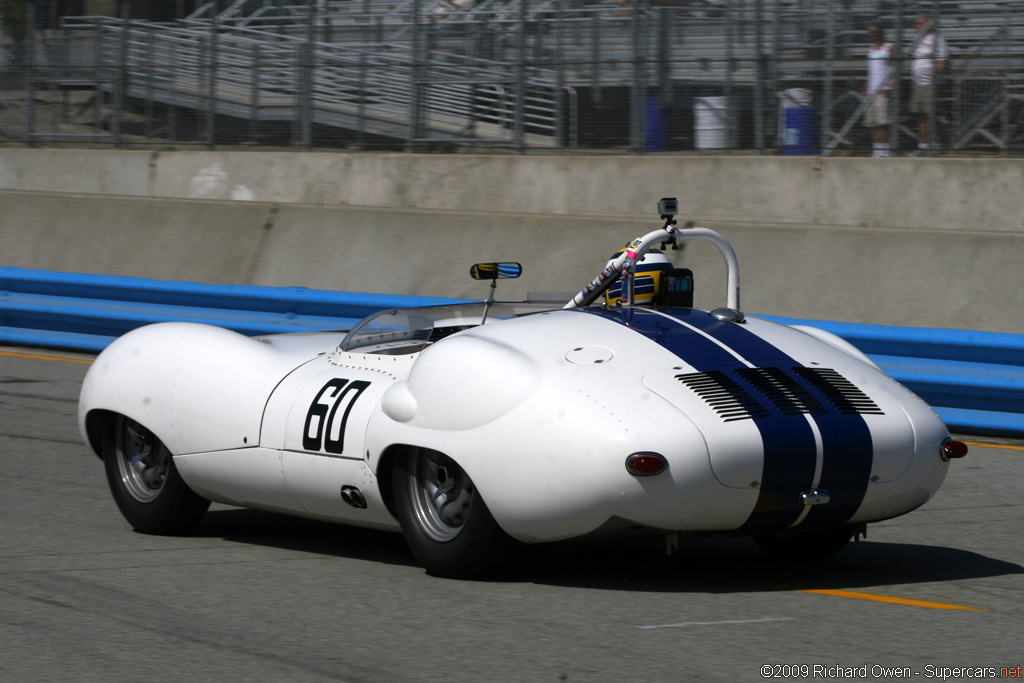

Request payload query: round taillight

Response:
[941,439,968,460]
[625,452,668,476]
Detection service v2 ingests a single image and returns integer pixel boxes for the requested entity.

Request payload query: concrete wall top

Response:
[148,151,1024,233]
[0,149,153,197]
[2,149,1022,233]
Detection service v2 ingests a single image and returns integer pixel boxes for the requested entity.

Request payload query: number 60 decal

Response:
[303,379,371,454]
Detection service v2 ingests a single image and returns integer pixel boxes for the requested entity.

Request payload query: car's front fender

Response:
[79,322,316,456]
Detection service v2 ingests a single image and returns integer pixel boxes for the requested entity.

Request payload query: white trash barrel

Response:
[694,96,734,149]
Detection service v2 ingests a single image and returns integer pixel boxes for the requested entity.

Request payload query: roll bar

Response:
[563,224,741,313]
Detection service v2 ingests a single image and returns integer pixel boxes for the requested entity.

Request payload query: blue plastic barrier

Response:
[761,315,1024,366]
[0,266,467,353]
[2,268,1022,436]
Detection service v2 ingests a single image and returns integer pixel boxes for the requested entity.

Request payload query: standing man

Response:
[911,14,949,154]
[863,22,895,157]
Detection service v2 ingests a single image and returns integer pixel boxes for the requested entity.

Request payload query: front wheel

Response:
[392,448,513,579]
[102,414,210,534]
[753,526,854,559]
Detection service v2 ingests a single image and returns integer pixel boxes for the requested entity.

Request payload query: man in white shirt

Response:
[911,14,949,153]
[863,22,895,157]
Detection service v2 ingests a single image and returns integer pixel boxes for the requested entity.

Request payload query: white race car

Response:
[78,200,967,578]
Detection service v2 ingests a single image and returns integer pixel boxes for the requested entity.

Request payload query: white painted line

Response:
[635,617,794,629]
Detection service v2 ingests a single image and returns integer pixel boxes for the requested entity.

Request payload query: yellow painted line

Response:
[963,441,1024,452]
[0,350,93,365]
[800,588,988,611]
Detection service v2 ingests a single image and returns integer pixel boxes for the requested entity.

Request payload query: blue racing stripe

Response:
[582,308,816,530]
[581,307,742,368]
[580,307,873,531]
[654,308,874,530]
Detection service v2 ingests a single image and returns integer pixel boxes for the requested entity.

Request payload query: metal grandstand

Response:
[2,0,1022,153]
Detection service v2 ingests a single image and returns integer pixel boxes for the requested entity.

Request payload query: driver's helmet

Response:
[605,249,673,306]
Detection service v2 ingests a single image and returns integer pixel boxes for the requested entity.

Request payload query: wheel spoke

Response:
[409,450,476,543]
[115,417,170,504]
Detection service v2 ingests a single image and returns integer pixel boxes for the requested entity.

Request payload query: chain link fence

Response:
[1,0,1022,155]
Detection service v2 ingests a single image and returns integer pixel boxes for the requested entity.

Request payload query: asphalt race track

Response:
[1,348,1021,682]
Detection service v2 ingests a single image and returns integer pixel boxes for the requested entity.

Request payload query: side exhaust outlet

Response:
[340,485,368,509]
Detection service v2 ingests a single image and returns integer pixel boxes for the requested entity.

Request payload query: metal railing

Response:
[2,0,1023,154]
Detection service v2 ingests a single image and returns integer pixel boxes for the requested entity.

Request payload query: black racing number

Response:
[303,379,371,454]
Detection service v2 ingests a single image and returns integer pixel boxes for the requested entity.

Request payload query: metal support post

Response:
[771,0,780,145]
[115,0,130,146]
[889,0,904,155]
[927,0,940,154]
[513,0,527,152]
[1000,2,1010,153]
[422,21,435,140]
[754,0,764,151]
[629,0,647,154]
[555,0,566,148]
[724,0,734,148]
[96,18,106,137]
[205,5,217,148]
[590,9,601,106]
[357,0,371,143]
[250,43,261,142]
[168,40,177,143]
[823,0,834,149]
[655,7,670,107]
[145,25,154,139]
[408,0,424,148]
[26,3,36,144]
[298,0,316,147]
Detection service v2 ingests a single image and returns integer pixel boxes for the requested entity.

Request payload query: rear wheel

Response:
[102,414,209,534]
[753,526,854,559]
[392,448,513,579]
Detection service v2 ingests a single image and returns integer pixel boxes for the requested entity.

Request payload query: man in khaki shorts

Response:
[911,15,949,154]
[863,22,895,157]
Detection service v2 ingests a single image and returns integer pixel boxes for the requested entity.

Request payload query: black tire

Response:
[102,414,210,534]
[392,448,514,579]
[753,526,854,559]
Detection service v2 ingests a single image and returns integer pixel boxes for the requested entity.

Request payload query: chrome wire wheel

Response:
[407,449,476,543]
[113,416,170,504]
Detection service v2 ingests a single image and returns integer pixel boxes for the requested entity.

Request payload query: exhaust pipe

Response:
[340,485,367,509]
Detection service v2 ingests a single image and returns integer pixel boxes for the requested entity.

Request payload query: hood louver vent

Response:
[675,367,884,422]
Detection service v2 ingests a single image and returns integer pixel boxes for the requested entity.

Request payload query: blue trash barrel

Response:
[644,96,667,152]
[783,106,820,156]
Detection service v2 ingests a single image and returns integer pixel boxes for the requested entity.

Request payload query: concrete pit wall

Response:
[1,149,1022,334]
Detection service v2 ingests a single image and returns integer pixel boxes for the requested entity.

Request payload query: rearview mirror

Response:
[470,262,522,281]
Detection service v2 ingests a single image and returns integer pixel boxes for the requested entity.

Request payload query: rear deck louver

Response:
[791,367,885,415]
[675,370,771,422]
[674,367,883,422]
[735,367,828,415]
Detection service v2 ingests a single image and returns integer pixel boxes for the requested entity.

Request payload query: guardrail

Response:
[0,266,464,352]
[2,266,1021,437]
